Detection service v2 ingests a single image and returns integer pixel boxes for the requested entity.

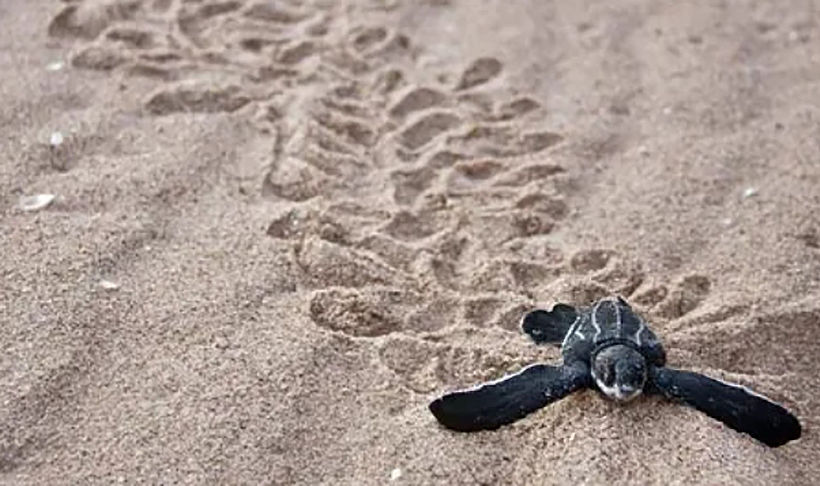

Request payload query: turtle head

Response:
[591,344,647,402]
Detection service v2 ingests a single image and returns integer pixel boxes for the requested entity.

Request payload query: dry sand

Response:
[1,0,818,484]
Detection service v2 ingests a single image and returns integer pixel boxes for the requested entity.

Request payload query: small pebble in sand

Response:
[46,60,64,71]
[50,131,64,147]
[742,187,758,199]
[99,280,120,291]
[390,468,402,481]
[18,194,55,212]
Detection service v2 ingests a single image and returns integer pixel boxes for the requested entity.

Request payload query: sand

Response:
[1,0,818,484]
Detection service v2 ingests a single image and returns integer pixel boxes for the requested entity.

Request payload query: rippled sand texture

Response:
[1,1,818,484]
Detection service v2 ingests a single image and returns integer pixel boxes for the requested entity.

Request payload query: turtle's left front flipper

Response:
[429,363,590,432]
[651,367,801,447]
[521,304,578,345]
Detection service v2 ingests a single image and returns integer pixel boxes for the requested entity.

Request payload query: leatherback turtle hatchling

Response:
[429,296,801,447]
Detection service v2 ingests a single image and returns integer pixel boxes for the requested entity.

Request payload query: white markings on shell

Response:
[590,300,602,341]
[561,312,582,349]
[635,320,647,346]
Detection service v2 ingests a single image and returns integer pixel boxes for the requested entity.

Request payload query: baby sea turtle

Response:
[429,296,801,447]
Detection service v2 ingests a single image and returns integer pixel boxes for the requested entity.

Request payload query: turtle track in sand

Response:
[48,0,784,415]
[47,0,727,396]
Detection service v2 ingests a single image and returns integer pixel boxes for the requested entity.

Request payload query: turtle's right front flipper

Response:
[429,363,590,432]
[521,304,578,345]
[651,367,802,447]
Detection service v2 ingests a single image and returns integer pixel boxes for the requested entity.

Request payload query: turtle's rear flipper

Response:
[429,363,590,432]
[651,367,801,447]
[521,304,578,345]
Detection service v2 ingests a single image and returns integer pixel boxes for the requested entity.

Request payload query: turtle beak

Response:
[593,378,643,402]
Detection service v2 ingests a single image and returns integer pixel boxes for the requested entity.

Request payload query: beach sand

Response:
[1,1,818,484]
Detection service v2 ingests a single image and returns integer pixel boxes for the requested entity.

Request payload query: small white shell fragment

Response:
[390,468,402,481]
[46,61,65,71]
[99,280,120,290]
[742,187,758,199]
[19,194,55,212]
[50,131,64,147]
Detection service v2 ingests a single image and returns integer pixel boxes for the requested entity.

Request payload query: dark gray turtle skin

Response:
[533,297,665,402]
[429,296,802,448]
